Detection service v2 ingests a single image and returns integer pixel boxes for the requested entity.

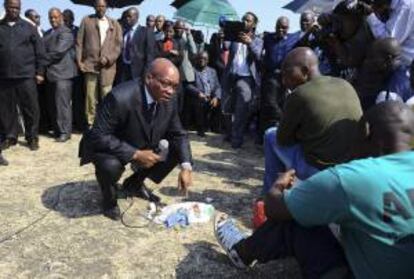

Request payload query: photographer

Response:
[310,2,374,79]
[361,0,414,66]
[222,12,263,149]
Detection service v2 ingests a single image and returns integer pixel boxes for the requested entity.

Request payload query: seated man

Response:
[353,38,402,110]
[79,58,193,220]
[215,101,414,279]
[263,47,362,194]
[186,51,222,137]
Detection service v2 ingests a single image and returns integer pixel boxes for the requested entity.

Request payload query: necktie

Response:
[144,102,156,124]
[125,31,132,62]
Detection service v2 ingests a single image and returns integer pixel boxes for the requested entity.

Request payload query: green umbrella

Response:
[173,0,239,28]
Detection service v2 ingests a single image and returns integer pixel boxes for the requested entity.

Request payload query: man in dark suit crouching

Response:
[79,58,193,220]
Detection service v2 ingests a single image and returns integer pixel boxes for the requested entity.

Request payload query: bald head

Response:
[281,47,320,90]
[365,38,401,74]
[300,11,315,32]
[145,58,180,103]
[275,16,289,38]
[355,101,414,158]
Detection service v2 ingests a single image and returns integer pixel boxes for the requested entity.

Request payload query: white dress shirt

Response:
[367,0,414,65]
[98,16,109,46]
[232,43,251,77]
[144,86,192,170]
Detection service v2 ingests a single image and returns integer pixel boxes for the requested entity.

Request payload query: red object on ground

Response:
[252,199,267,230]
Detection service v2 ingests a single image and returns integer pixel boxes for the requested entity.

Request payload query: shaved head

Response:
[355,101,414,157]
[281,47,320,90]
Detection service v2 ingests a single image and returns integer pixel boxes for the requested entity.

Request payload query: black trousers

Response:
[191,95,221,134]
[0,78,39,141]
[238,220,350,279]
[47,79,73,136]
[92,149,179,209]
[72,75,87,132]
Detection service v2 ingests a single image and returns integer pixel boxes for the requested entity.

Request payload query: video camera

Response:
[219,16,246,42]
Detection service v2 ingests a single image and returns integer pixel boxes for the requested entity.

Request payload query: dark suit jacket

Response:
[187,67,222,99]
[130,26,156,79]
[79,79,192,165]
[208,33,226,78]
[43,25,78,82]
[0,18,46,79]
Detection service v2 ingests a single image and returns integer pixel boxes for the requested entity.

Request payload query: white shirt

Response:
[367,0,414,65]
[144,86,192,170]
[232,43,251,77]
[98,16,109,46]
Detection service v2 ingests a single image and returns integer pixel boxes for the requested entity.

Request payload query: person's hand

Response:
[132,149,161,169]
[35,75,44,84]
[78,62,87,72]
[238,32,252,45]
[178,169,192,196]
[169,49,179,56]
[210,97,219,108]
[273,169,296,192]
[198,92,208,101]
[358,2,373,15]
[99,56,108,67]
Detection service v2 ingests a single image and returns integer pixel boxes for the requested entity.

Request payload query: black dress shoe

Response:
[0,138,17,150]
[135,184,161,203]
[56,134,71,142]
[27,138,39,151]
[197,131,206,137]
[103,205,121,221]
[0,153,8,166]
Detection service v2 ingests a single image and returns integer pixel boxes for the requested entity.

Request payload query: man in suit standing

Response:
[79,58,193,220]
[63,9,85,131]
[76,0,123,127]
[43,8,78,142]
[123,7,155,82]
[223,12,263,148]
[0,0,46,151]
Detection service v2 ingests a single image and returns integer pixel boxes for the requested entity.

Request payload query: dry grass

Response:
[0,133,300,278]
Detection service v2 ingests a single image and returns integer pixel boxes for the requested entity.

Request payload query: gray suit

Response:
[130,26,156,80]
[43,25,77,136]
[222,36,263,147]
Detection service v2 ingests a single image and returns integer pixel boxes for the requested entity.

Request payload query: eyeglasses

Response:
[153,75,179,91]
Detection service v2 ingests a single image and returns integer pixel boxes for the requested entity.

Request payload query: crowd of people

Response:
[1,0,414,278]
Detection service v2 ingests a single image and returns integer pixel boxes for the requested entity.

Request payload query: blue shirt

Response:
[387,66,414,101]
[285,151,414,279]
[262,32,300,73]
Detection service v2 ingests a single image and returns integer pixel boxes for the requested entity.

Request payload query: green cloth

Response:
[277,76,362,167]
[285,151,414,279]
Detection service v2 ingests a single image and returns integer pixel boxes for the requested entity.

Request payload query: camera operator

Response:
[360,0,414,67]
[311,1,374,79]
[222,12,263,149]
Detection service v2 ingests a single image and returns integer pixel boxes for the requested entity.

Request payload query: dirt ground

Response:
[0,133,300,279]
